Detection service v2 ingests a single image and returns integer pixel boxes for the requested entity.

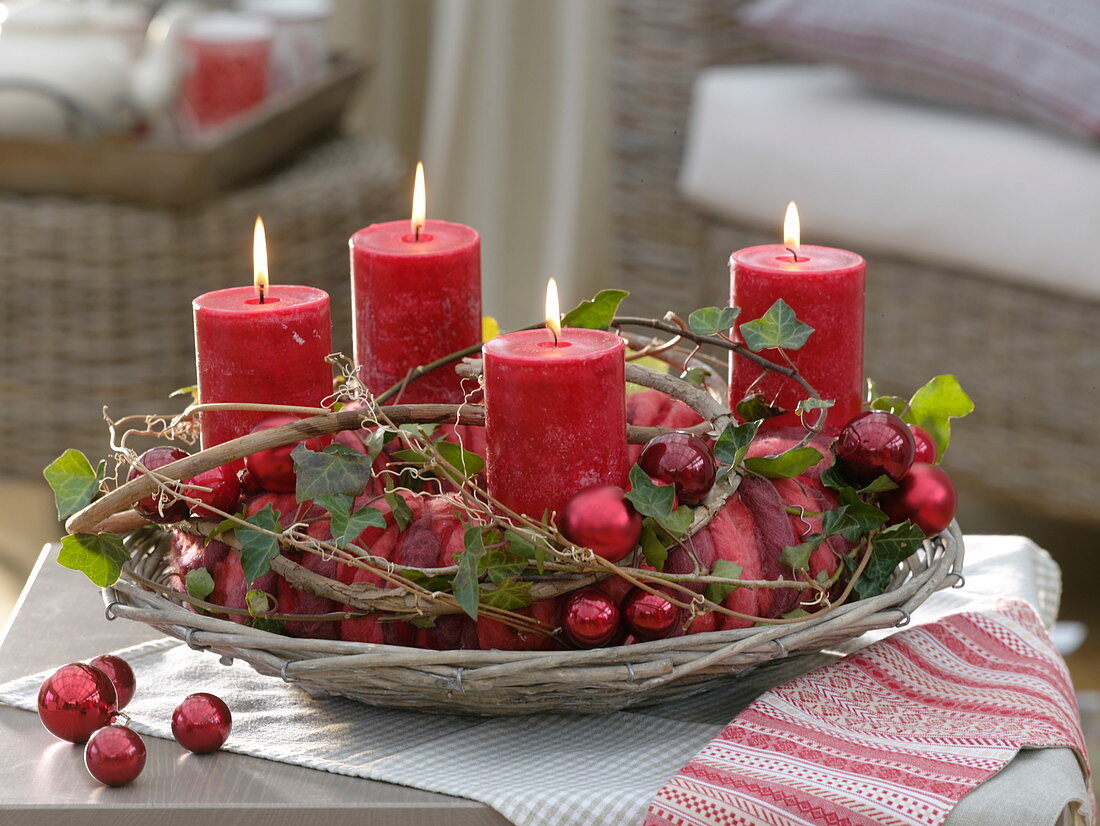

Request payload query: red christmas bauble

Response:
[878,462,957,536]
[559,486,642,562]
[85,725,146,787]
[561,589,621,647]
[834,411,915,484]
[622,587,681,640]
[88,655,136,710]
[186,465,242,519]
[127,447,190,522]
[37,663,117,743]
[910,425,937,465]
[638,433,717,505]
[245,415,328,493]
[172,692,232,753]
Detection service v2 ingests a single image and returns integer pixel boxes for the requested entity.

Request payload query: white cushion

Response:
[679,65,1100,301]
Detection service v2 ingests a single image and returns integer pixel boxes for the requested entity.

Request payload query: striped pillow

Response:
[739,0,1100,139]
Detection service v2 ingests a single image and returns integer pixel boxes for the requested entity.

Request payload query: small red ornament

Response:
[622,587,681,640]
[172,692,232,753]
[128,447,190,522]
[878,462,957,536]
[37,663,117,743]
[638,433,717,505]
[561,589,620,648]
[559,486,642,562]
[238,468,263,495]
[88,655,136,710]
[910,425,937,465]
[244,415,328,493]
[84,725,146,787]
[186,464,242,518]
[834,411,915,484]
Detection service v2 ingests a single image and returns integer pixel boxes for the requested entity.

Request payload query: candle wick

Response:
[550,326,559,346]
[415,226,421,242]
[258,284,266,304]
[786,247,800,262]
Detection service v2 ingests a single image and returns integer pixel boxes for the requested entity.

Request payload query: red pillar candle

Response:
[728,204,865,434]
[483,321,629,521]
[193,219,332,449]
[350,163,481,403]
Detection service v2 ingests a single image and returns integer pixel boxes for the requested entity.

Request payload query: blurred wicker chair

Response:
[610,0,1100,525]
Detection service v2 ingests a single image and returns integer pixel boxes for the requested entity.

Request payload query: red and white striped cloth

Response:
[646,599,1093,826]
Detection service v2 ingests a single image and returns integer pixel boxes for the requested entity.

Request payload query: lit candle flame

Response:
[784,201,800,259]
[253,216,268,303]
[411,161,426,240]
[545,278,561,345]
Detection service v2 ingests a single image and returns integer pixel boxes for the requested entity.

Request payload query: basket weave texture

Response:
[103,523,963,715]
[1,137,403,480]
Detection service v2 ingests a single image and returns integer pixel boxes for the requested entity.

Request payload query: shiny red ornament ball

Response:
[37,663,117,743]
[638,433,717,505]
[88,655,136,710]
[910,425,937,465]
[622,587,682,640]
[244,415,328,493]
[878,462,957,537]
[85,725,146,787]
[561,589,621,648]
[186,464,242,519]
[559,485,642,562]
[128,447,190,522]
[834,411,915,484]
[172,692,232,753]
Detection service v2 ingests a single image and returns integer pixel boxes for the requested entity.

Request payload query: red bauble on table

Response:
[910,425,937,464]
[128,447,190,522]
[244,415,328,493]
[638,433,717,505]
[559,486,642,562]
[172,692,232,753]
[622,587,681,640]
[37,663,117,743]
[834,411,915,484]
[878,462,958,537]
[84,725,146,787]
[561,589,621,647]
[185,465,242,518]
[88,655,135,710]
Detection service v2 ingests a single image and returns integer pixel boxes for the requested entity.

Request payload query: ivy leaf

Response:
[209,516,239,542]
[781,535,823,571]
[859,475,899,494]
[744,447,823,479]
[795,397,835,414]
[44,449,104,520]
[903,375,974,460]
[657,505,695,538]
[782,608,810,620]
[681,367,709,386]
[246,588,275,617]
[435,441,485,478]
[869,395,908,415]
[237,504,282,584]
[505,529,546,573]
[738,299,814,352]
[186,567,215,600]
[714,420,760,468]
[384,487,414,530]
[855,522,926,599]
[480,536,529,585]
[251,617,284,634]
[399,568,452,591]
[169,385,199,403]
[317,494,386,548]
[688,306,739,336]
[821,505,851,537]
[58,533,130,587]
[736,394,787,421]
[480,578,534,610]
[835,487,889,542]
[560,289,630,330]
[292,443,375,501]
[453,526,487,620]
[640,522,668,571]
[819,463,848,491]
[624,464,675,519]
[704,559,743,605]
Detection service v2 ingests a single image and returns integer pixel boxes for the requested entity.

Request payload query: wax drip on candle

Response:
[783,200,800,262]
[411,161,426,242]
[253,215,268,304]
[545,277,562,346]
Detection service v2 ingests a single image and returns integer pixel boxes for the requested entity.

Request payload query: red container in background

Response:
[179,13,274,133]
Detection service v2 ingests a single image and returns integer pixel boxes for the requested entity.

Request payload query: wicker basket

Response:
[0,136,403,480]
[101,523,963,715]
